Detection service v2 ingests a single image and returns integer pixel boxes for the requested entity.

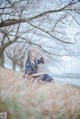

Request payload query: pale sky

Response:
[48,56,80,74]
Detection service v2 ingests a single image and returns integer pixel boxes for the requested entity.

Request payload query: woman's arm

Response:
[37,57,44,64]
[36,48,45,58]
[35,48,45,64]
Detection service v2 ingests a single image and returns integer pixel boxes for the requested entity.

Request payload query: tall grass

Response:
[0,67,80,119]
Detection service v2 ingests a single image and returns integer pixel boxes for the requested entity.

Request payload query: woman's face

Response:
[30,48,38,59]
[31,50,37,59]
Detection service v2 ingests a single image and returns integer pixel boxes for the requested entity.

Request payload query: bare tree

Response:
[0,24,21,66]
[5,43,26,70]
[0,0,80,68]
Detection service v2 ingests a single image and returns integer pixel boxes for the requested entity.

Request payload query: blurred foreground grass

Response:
[0,67,80,119]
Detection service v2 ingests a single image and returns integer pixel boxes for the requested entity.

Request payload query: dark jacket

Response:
[25,57,44,74]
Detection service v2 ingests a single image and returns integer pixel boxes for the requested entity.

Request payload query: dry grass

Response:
[0,67,80,119]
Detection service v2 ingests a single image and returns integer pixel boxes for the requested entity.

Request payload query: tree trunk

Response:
[0,52,4,67]
[0,36,5,67]
[20,66,23,72]
[12,63,16,70]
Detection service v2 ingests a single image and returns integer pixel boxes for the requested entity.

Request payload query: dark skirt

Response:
[40,74,53,82]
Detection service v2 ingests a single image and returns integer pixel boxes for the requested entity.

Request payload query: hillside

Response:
[0,67,80,119]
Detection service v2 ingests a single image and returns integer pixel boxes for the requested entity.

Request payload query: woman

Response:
[24,47,53,82]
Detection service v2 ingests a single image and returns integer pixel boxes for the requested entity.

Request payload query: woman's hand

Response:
[40,57,44,64]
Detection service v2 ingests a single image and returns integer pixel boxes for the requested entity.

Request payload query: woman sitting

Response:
[23,47,53,82]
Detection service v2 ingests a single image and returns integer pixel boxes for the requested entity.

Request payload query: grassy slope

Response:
[0,67,80,119]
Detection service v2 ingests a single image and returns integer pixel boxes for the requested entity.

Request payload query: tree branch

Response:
[0,1,78,28]
[27,21,74,44]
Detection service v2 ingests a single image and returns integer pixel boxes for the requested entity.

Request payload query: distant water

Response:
[53,77,80,87]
